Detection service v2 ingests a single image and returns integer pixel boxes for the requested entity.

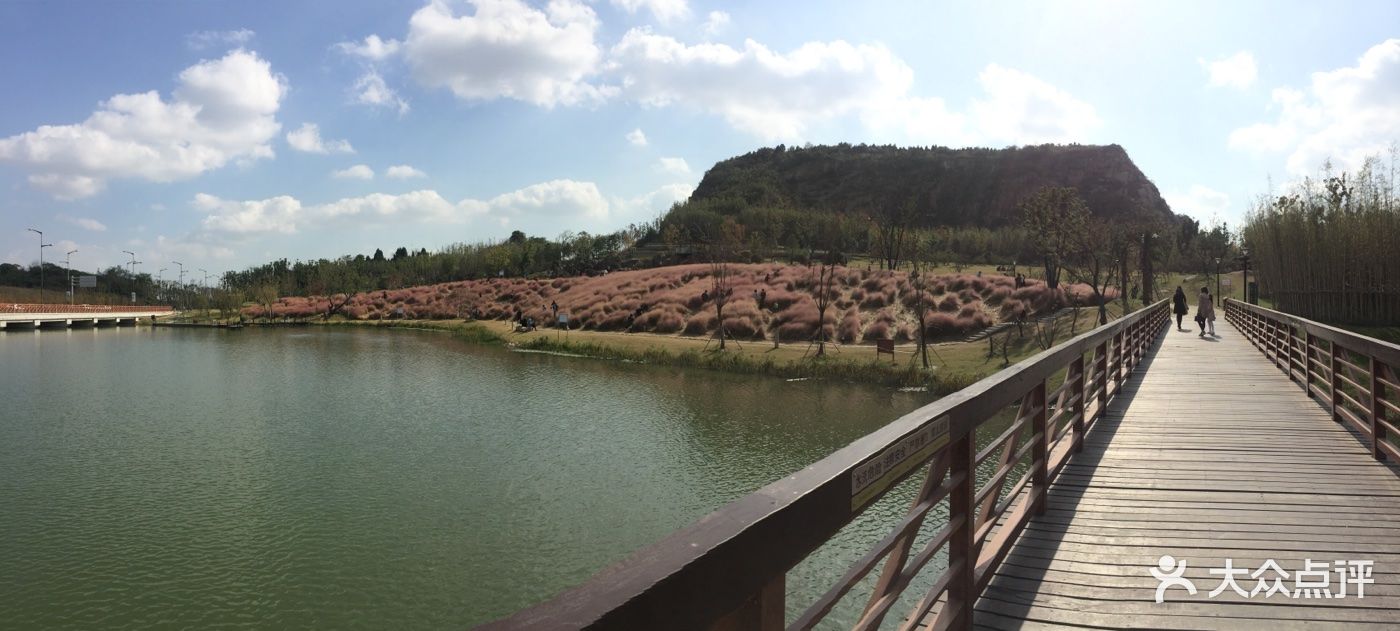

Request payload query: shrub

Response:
[862,320,891,342]
[838,309,862,343]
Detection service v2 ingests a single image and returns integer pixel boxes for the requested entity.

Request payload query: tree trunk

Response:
[1139,232,1155,304]
[917,311,929,368]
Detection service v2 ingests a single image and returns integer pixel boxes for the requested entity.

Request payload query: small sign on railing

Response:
[851,415,950,510]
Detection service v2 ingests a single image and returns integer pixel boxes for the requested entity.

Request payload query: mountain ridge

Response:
[687,143,1179,227]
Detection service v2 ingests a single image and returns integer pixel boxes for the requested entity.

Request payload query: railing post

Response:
[1372,357,1386,462]
[1329,341,1341,425]
[1095,341,1109,417]
[944,430,976,631]
[1032,379,1048,515]
[1304,332,1315,397]
[1112,330,1124,390]
[1071,355,1086,454]
[1288,325,1297,383]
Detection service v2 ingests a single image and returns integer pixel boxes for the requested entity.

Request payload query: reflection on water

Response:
[0,327,943,628]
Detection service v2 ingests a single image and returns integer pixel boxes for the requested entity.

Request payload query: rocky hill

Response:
[689,143,1178,226]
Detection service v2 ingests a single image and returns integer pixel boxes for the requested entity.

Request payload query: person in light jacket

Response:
[1196,287,1216,337]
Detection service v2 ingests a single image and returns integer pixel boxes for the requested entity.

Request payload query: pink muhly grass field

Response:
[246,264,1111,343]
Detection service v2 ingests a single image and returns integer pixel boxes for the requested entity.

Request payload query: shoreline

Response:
[311,317,979,392]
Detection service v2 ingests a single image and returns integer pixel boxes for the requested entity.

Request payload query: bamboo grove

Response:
[1243,150,1400,325]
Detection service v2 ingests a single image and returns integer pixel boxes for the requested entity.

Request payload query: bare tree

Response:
[252,283,278,322]
[707,218,745,350]
[1020,187,1089,291]
[310,261,362,318]
[1065,218,1132,325]
[870,197,920,271]
[811,255,839,356]
[906,234,938,368]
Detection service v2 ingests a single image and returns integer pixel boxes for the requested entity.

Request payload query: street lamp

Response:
[27,228,52,303]
[173,261,184,309]
[1237,248,1252,305]
[122,250,138,277]
[1214,257,1222,307]
[158,268,167,302]
[65,249,78,304]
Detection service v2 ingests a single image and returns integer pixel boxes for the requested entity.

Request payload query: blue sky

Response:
[2,0,1398,279]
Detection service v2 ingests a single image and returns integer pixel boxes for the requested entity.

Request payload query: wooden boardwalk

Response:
[969,319,1400,629]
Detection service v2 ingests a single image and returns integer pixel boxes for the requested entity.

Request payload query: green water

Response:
[0,327,949,628]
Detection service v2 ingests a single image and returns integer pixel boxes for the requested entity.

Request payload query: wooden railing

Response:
[481,299,1170,631]
[1225,299,1400,464]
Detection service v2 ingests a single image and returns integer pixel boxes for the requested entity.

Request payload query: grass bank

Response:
[306,303,1134,392]
[319,317,978,391]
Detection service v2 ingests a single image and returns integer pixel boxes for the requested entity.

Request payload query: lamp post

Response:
[158,268,167,302]
[27,228,52,303]
[122,250,138,277]
[1214,257,1222,307]
[173,261,184,310]
[65,249,78,304]
[1238,248,1252,305]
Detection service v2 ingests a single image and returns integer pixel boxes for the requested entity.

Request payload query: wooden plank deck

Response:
[966,318,1400,629]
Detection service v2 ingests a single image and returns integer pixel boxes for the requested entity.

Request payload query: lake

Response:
[0,326,955,628]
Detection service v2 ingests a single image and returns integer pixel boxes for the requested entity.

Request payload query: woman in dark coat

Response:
[1172,286,1189,330]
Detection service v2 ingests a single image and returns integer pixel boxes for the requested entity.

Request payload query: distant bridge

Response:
[0,303,174,330]
[485,298,1400,630]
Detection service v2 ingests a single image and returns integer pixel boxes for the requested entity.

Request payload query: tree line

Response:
[1242,150,1400,325]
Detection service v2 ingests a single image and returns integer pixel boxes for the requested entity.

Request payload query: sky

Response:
[2,0,1398,280]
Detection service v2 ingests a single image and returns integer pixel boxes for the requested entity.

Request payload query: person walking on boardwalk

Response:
[1172,286,1189,330]
[1196,287,1216,337]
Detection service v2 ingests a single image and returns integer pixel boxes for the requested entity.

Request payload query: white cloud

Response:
[0,50,285,199]
[386,164,427,179]
[480,179,610,221]
[612,0,690,24]
[286,123,355,154]
[1165,185,1231,222]
[196,192,303,235]
[1200,51,1257,89]
[192,179,666,238]
[867,65,1099,147]
[611,182,693,223]
[657,156,690,175]
[610,30,912,140]
[350,5,1094,147]
[60,215,108,232]
[186,28,255,50]
[318,190,461,224]
[862,96,973,146]
[332,164,375,180]
[700,10,730,37]
[335,34,402,61]
[1228,39,1400,175]
[626,128,648,146]
[402,0,609,107]
[196,190,461,237]
[352,70,411,114]
[969,64,1101,144]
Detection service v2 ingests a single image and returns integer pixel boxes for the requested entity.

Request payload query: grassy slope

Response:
[317,298,1135,390]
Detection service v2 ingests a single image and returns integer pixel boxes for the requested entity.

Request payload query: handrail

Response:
[1224,299,1400,464]
[0,303,174,314]
[481,299,1170,631]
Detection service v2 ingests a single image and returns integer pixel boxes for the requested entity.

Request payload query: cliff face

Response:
[689,143,1177,226]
